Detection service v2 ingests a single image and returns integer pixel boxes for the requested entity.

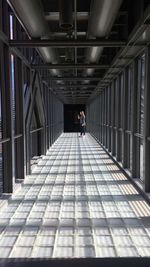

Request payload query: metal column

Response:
[14,57,25,180]
[143,45,150,192]
[111,81,116,156]
[122,68,128,168]
[131,59,139,177]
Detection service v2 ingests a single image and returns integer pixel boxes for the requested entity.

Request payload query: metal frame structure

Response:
[9,39,129,47]
[0,0,150,196]
[87,47,150,193]
[0,0,63,193]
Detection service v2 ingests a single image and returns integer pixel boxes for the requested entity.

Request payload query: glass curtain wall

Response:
[87,52,146,187]
[0,87,3,193]
[137,54,145,181]
[126,66,133,170]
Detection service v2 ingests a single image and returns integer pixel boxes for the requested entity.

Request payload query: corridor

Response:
[0,133,150,258]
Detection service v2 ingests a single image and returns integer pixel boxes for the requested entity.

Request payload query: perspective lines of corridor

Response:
[0,133,150,258]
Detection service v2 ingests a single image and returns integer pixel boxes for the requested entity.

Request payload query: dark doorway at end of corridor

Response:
[64,104,85,132]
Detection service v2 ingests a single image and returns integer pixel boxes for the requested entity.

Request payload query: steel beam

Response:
[45,11,89,21]
[52,85,97,88]
[9,39,128,47]
[43,77,102,81]
[32,64,120,70]
[0,29,9,44]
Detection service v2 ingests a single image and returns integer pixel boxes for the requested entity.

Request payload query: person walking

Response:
[78,111,86,136]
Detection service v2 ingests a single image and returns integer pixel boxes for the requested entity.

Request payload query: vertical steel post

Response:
[0,43,13,192]
[111,81,116,156]
[14,57,25,180]
[116,76,121,161]
[131,59,139,177]
[122,68,128,168]
[143,46,150,192]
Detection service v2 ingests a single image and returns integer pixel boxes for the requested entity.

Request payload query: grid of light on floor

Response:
[0,133,150,258]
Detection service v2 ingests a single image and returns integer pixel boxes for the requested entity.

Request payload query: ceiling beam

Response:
[31,64,120,70]
[45,11,89,21]
[43,77,103,81]
[10,39,129,48]
[52,84,97,88]
[55,91,94,94]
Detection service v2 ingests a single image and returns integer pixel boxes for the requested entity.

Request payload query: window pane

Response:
[140,54,145,135]
[9,14,13,40]
[10,54,16,185]
[137,54,145,135]
[120,73,124,126]
[0,89,3,193]
[11,54,16,133]
[127,67,132,131]
[137,54,145,181]
[140,139,144,181]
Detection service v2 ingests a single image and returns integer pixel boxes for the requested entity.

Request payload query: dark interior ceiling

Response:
[9,0,150,104]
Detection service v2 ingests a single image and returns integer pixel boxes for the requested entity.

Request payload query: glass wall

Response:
[126,66,133,170]
[87,52,146,189]
[11,54,16,132]
[10,53,16,185]
[137,54,145,181]
[120,73,124,162]
[0,88,3,193]
[0,0,64,193]
[30,111,38,160]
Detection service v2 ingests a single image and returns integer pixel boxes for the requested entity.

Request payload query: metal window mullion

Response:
[14,57,25,180]
[116,76,121,162]
[102,92,105,145]
[0,41,13,193]
[106,87,109,148]
[49,91,51,146]
[143,46,150,192]
[99,96,101,142]
[104,89,106,146]
[105,88,108,148]
[26,72,38,174]
[46,86,49,148]
[122,68,128,168]
[137,59,142,134]
[131,59,139,178]
[108,86,111,152]
[97,97,99,139]
[111,81,115,156]
[98,94,100,141]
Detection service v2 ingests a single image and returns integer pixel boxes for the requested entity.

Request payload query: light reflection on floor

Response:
[0,133,150,258]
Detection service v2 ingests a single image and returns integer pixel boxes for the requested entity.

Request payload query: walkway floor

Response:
[0,133,150,258]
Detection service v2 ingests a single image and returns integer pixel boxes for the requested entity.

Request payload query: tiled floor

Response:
[0,133,150,258]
